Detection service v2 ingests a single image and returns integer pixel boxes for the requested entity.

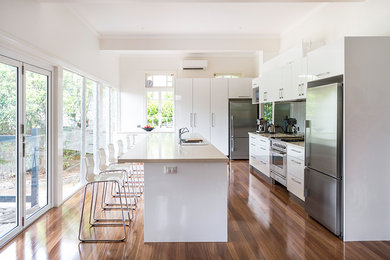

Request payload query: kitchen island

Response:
[118,133,229,242]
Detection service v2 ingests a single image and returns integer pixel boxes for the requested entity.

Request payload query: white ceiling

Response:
[63,2,326,37]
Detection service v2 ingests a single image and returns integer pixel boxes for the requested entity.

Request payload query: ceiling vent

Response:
[181,60,208,70]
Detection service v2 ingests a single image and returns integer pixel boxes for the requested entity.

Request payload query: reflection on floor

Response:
[0,160,390,259]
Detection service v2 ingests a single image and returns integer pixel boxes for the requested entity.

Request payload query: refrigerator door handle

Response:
[305,119,311,166]
[230,115,234,152]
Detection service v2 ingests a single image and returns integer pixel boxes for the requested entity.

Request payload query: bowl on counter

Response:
[142,126,154,132]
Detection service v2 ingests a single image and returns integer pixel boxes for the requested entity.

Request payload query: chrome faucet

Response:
[178,127,190,144]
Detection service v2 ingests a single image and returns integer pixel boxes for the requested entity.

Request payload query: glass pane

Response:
[25,70,48,218]
[0,62,18,238]
[152,75,166,87]
[62,70,82,198]
[111,88,118,136]
[99,86,110,150]
[85,79,97,159]
[146,91,159,127]
[161,91,174,128]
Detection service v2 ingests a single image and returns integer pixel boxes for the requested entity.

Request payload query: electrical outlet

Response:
[164,166,177,174]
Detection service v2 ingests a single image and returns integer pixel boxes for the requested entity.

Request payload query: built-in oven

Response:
[270,140,287,186]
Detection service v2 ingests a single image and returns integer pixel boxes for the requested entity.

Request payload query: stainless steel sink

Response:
[180,139,207,146]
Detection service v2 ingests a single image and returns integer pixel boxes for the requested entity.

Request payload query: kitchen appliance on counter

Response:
[284,117,298,134]
[304,75,343,238]
[256,118,268,133]
[229,99,258,159]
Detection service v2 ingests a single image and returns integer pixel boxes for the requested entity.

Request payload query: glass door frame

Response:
[0,55,52,248]
[21,63,52,228]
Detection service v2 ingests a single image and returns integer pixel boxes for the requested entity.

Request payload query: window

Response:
[99,85,110,149]
[146,74,174,129]
[263,102,273,122]
[146,73,173,88]
[214,73,241,79]
[62,70,83,198]
[85,79,97,160]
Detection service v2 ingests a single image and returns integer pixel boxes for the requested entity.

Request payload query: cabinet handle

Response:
[238,95,250,98]
[260,139,266,143]
[211,113,215,127]
[260,147,266,151]
[190,113,193,127]
[291,159,302,165]
[251,155,256,159]
[251,143,256,146]
[260,160,266,165]
[291,149,302,153]
[291,177,302,185]
[315,72,330,78]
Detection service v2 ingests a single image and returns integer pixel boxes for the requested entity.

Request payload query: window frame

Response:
[145,72,175,131]
[214,73,242,79]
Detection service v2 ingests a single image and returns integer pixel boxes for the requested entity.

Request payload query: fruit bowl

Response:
[142,126,154,132]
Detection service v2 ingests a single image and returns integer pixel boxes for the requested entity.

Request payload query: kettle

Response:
[268,124,275,134]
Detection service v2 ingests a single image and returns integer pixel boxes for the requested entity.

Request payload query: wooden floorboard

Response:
[0,160,389,259]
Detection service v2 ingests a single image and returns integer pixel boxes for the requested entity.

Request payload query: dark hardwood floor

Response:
[1,160,389,259]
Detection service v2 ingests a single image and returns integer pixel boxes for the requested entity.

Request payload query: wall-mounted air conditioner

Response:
[181,60,208,70]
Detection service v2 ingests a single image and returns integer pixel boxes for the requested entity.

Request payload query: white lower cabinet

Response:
[287,144,305,201]
[287,175,304,201]
[249,134,270,177]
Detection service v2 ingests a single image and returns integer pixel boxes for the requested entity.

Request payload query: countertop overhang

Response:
[118,133,229,163]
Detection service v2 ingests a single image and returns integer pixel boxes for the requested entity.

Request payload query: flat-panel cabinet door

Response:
[193,78,211,141]
[175,78,193,131]
[228,78,252,99]
[211,78,228,154]
[292,57,308,99]
[308,39,344,82]
[280,64,293,101]
[266,68,281,102]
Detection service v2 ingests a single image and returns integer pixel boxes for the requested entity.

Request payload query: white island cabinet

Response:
[118,133,228,242]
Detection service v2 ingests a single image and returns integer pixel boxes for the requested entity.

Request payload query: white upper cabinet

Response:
[175,78,193,131]
[307,39,344,82]
[291,57,308,98]
[228,78,252,99]
[280,63,293,101]
[210,78,229,154]
[192,78,211,141]
[260,68,280,103]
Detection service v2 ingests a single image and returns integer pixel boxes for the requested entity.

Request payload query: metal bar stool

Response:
[98,147,138,212]
[78,156,131,242]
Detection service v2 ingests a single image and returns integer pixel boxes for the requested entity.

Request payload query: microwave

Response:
[252,86,259,104]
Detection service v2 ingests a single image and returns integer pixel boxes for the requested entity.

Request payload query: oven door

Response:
[270,150,287,177]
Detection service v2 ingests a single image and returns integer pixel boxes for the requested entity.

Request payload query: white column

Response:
[52,66,63,207]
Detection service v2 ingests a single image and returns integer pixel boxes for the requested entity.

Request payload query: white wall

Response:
[280,0,390,53]
[120,54,257,130]
[344,37,390,241]
[0,0,119,85]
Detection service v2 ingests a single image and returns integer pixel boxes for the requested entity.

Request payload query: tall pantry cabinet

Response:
[175,78,229,154]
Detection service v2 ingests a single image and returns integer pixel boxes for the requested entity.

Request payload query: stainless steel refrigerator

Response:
[229,99,258,159]
[304,75,343,237]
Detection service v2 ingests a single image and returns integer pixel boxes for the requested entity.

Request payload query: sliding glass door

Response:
[0,57,20,242]
[0,56,51,247]
[23,66,49,219]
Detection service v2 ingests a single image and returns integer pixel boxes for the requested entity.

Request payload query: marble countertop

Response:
[118,133,229,163]
[287,141,305,148]
[248,132,305,148]
[248,132,304,139]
